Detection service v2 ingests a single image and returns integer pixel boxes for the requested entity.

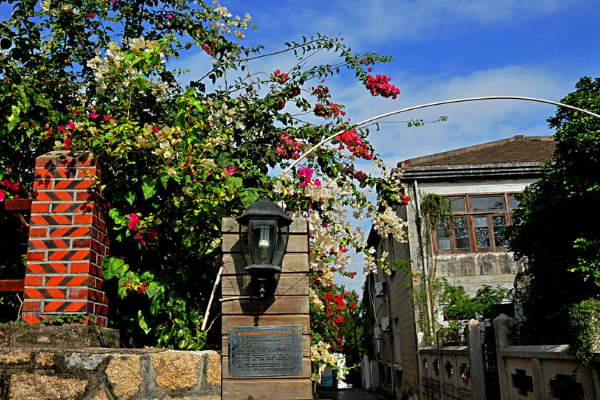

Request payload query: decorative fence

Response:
[418,316,600,400]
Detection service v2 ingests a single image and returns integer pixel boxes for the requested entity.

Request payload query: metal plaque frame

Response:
[228,325,303,377]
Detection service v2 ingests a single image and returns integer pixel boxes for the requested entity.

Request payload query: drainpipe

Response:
[413,180,434,341]
[385,266,396,397]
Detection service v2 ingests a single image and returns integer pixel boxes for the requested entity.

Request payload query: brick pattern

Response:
[22,151,110,327]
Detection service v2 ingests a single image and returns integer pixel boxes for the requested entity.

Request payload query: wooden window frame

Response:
[433,192,520,254]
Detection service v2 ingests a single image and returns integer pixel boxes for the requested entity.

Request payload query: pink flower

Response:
[314,179,322,187]
[128,213,141,230]
[202,43,215,56]
[89,112,99,119]
[365,74,400,99]
[134,231,146,245]
[67,120,76,130]
[273,69,289,83]
[166,12,173,19]
[1,179,19,192]
[299,182,307,188]
[340,37,344,41]
[222,165,236,177]
[298,166,313,181]
[0,189,5,202]
[103,115,114,122]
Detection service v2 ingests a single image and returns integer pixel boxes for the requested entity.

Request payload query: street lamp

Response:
[236,196,293,299]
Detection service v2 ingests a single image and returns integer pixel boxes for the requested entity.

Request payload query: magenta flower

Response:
[89,12,96,19]
[89,112,99,119]
[67,120,76,130]
[166,12,173,19]
[314,179,322,188]
[298,166,313,181]
[222,165,236,177]
[1,179,19,192]
[128,213,141,230]
[0,189,5,202]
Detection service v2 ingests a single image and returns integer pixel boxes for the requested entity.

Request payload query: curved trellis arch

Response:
[281,95,600,176]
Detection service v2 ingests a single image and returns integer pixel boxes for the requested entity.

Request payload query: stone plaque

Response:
[228,325,302,377]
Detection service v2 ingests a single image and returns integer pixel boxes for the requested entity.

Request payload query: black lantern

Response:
[236,196,293,298]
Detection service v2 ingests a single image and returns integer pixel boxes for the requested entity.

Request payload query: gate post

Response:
[467,319,486,399]
[22,151,110,327]
[494,314,513,400]
[221,216,312,400]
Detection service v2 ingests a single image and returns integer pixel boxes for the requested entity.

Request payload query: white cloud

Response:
[333,64,571,172]
[234,0,576,47]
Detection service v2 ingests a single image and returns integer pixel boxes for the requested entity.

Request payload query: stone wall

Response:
[0,346,220,400]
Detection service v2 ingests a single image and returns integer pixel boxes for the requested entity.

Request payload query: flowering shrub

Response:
[310,281,360,374]
[0,0,409,353]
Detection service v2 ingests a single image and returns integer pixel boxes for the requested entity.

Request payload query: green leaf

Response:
[226,176,243,190]
[142,180,156,200]
[145,281,163,299]
[138,310,151,334]
[240,189,259,208]
[102,257,128,280]
[125,191,136,206]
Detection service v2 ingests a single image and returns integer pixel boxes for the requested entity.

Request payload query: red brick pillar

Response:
[22,151,110,327]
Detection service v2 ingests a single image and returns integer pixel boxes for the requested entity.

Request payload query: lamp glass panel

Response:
[272,225,289,267]
[250,219,276,265]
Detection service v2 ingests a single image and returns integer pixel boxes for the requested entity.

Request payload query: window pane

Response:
[471,196,504,211]
[509,195,520,210]
[437,237,451,250]
[435,220,451,250]
[449,197,465,212]
[493,216,508,247]
[474,216,490,248]
[454,217,470,249]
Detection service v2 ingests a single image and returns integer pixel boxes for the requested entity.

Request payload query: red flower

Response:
[335,316,344,324]
[350,302,357,309]
[64,138,73,150]
[128,213,141,230]
[403,196,411,205]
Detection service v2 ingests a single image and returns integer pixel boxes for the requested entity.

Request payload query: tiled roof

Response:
[400,135,555,168]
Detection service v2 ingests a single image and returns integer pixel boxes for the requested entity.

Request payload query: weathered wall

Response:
[418,321,485,400]
[406,179,534,298]
[0,346,220,400]
[367,202,420,400]
[494,315,600,400]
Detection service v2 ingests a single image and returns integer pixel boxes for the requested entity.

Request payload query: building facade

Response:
[363,135,555,399]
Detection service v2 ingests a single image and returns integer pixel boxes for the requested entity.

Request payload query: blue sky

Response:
[206,0,600,293]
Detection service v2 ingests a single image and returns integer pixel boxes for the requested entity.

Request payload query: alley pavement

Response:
[318,388,388,400]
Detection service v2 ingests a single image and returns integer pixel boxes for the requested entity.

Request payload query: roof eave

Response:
[398,162,547,181]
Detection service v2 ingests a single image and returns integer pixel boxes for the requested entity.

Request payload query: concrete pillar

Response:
[22,151,110,327]
[494,314,514,400]
[467,319,486,400]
